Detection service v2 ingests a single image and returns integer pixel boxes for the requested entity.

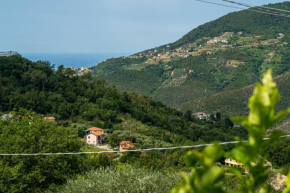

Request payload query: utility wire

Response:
[194,0,290,18]
[195,0,244,10]
[223,0,290,14]
[0,135,289,156]
[222,0,290,18]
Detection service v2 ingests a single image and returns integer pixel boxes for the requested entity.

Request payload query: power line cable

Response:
[195,0,244,10]
[0,135,289,156]
[222,0,289,17]
[194,0,290,18]
[222,0,290,18]
[223,0,290,14]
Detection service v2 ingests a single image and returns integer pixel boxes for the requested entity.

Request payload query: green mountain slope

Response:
[0,55,249,192]
[170,2,290,49]
[91,2,290,116]
[0,55,247,145]
[179,70,290,116]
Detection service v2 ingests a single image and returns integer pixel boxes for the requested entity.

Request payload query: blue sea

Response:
[21,53,131,68]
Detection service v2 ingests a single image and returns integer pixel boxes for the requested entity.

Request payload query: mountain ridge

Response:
[90,1,290,127]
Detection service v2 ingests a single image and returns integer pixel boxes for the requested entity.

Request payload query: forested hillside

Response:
[0,55,196,140]
[0,55,250,192]
[90,2,290,124]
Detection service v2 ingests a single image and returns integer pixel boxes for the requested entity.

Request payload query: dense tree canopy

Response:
[0,55,246,142]
[0,114,87,192]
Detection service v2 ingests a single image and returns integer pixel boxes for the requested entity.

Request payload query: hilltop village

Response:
[118,32,287,65]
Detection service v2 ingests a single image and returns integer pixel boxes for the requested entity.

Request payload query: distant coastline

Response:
[22,53,131,68]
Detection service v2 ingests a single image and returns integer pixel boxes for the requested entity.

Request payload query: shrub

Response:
[50,167,181,193]
[0,114,88,192]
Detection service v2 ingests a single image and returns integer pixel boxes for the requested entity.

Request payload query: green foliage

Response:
[227,70,289,192]
[0,55,253,191]
[172,144,225,193]
[172,70,290,192]
[263,138,290,169]
[0,55,205,142]
[97,65,165,96]
[87,153,112,168]
[93,56,147,75]
[283,173,290,193]
[0,114,88,192]
[49,167,181,193]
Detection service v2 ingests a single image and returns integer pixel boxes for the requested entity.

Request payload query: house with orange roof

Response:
[86,127,106,146]
[119,141,135,151]
[86,127,104,134]
[43,116,56,122]
[193,112,210,120]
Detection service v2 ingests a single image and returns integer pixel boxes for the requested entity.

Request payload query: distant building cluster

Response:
[0,51,18,57]
[207,38,228,45]
[193,112,210,120]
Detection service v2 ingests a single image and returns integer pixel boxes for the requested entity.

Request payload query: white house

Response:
[86,132,106,146]
[193,112,210,120]
[1,114,13,119]
[277,33,284,39]
[86,127,106,146]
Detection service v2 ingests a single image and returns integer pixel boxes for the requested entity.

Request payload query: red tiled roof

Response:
[87,127,103,131]
[120,141,133,145]
[43,117,55,120]
[91,131,105,136]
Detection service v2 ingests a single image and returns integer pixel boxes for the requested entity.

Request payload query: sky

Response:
[0,0,285,54]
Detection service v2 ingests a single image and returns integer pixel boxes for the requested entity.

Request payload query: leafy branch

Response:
[173,70,290,193]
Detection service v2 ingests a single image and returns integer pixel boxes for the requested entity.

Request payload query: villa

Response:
[119,141,135,151]
[86,127,106,146]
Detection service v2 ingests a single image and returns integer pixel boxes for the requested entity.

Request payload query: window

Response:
[88,136,90,139]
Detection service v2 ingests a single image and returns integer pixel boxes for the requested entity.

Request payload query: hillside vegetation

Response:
[90,2,290,127]
[49,167,181,193]
[0,55,250,192]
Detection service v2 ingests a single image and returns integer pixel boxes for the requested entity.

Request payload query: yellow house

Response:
[225,158,244,167]
[225,158,272,173]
